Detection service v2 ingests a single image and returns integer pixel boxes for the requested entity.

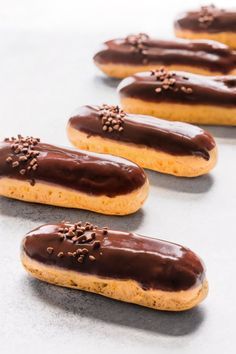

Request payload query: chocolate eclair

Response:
[21,221,208,311]
[67,105,217,177]
[118,68,236,126]
[0,136,148,215]
[175,5,236,49]
[93,33,236,78]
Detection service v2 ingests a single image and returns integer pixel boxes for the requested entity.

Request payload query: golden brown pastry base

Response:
[120,97,236,126]
[175,29,236,50]
[67,126,217,177]
[0,177,149,215]
[95,62,236,79]
[22,253,208,311]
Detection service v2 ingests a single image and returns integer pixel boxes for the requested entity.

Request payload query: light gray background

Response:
[0,0,235,353]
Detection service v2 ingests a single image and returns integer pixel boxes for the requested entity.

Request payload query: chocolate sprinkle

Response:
[47,247,54,254]
[126,33,149,52]
[151,67,193,95]
[57,252,64,258]
[98,104,125,133]
[4,135,40,185]
[126,33,150,64]
[45,221,108,266]
[198,5,219,27]
[93,240,101,250]
[77,255,84,263]
[89,255,96,262]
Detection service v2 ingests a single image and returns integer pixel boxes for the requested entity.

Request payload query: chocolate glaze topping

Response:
[94,34,236,74]
[69,105,215,160]
[0,136,146,197]
[22,222,206,292]
[175,5,236,33]
[118,69,236,107]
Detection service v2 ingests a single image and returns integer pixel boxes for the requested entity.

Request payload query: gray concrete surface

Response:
[0,1,236,353]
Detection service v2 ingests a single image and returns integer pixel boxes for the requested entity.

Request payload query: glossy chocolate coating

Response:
[0,141,146,197]
[94,36,236,74]
[69,105,215,160]
[175,7,236,33]
[118,71,236,107]
[22,223,205,292]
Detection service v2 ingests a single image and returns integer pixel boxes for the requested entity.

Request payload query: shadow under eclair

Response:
[146,170,214,194]
[28,277,206,337]
[93,75,121,89]
[0,196,145,231]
